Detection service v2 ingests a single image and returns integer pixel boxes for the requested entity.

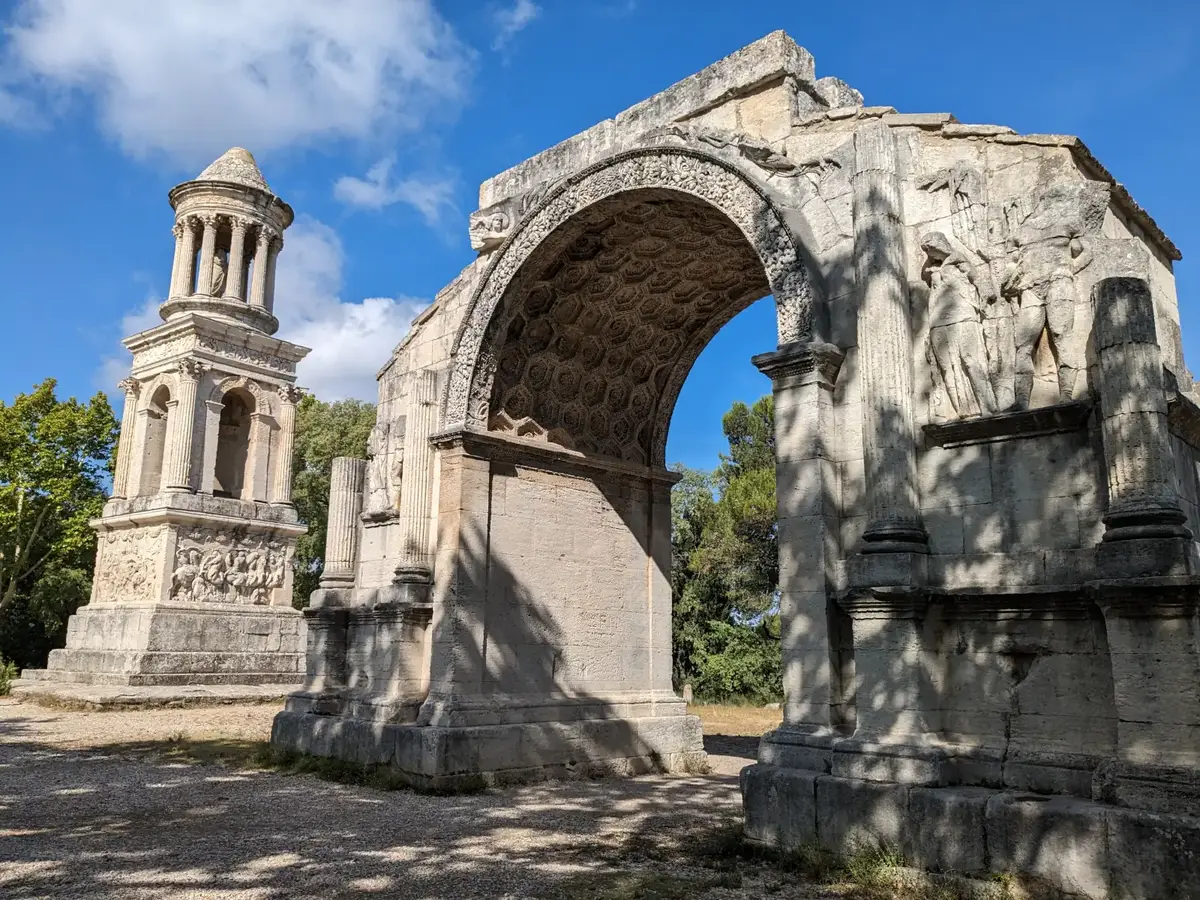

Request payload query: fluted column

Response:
[196,214,219,296]
[1095,277,1189,544]
[852,120,926,559]
[174,217,198,297]
[162,361,203,491]
[264,236,281,313]
[110,378,142,499]
[249,228,272,309]
[226,217,248,300]
[321,457,367,588]
[271,385,301,505]
[396,371,439,575]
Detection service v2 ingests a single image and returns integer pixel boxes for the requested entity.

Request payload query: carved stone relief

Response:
[196,336,297,374]
[94,526,165,604]
[468,209,513,252]
[169,526,287,604]
[363,415,406,517]
[920,161,1104,420]
[446,147,814,461]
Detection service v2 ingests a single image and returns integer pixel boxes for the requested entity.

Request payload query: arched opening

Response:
[432,181,797,733]
[213,388,253,498]
[138,385,171,495]
[484,189,771,464]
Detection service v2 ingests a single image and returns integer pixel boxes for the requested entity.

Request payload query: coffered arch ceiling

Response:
[486,188,771,465]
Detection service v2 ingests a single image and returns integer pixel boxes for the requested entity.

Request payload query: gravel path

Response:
[0,699,826,899]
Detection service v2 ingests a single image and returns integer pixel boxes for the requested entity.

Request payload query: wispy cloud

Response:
[492,0,539,51]
[0,0,472,167]
[333,157,457,225]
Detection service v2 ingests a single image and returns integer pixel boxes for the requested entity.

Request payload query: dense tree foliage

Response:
[0,380,117,669]
[291,394,376,606]
[671,395,781,704]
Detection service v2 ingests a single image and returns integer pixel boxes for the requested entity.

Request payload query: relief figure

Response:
[1002,236,1092,407]
[923,231,997,419]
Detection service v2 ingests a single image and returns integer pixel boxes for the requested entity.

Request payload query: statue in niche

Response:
[922,231,997,419]
[1001,235,1092,407]
[364,421,392,516]
[211,250,228,297]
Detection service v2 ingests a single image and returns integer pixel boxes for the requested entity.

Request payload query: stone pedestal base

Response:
[19,602,305,687]
[271,698,707,790]
[742,763,1200,900]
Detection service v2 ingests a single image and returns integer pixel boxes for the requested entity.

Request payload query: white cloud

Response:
[95,217,427,404]
[492,0,539,51]
[1,0,471,166]
[333,157,457,225]
[274,218,428,402]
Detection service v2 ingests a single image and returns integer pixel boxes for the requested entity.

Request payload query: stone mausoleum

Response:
[21,149,309,691]
[274,31,1186,897]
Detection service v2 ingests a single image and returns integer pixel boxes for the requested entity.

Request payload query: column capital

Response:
[229,216,249,233]
[200,212,221,228]
[171,221,185,240]
[752,340,844,389]
[117,377,141,397]
[176,360,206,382]
[278,384,303,405]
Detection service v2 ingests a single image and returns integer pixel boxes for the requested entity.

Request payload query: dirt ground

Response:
[0,697,826,900]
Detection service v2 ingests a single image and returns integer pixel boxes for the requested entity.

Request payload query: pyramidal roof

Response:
[195,147,270,192]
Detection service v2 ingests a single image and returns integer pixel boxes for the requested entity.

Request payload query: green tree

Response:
[291,394,376,606]
[0,379,118,669]
[669,394,781,703]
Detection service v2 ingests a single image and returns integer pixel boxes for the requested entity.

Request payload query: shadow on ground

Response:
[0,710,793,900]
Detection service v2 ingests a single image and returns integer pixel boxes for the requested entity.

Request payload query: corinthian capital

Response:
[117,377,141,397]
[278,384,304,405]
[176,360,206,382]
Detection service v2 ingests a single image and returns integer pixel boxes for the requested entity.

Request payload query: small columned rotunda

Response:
[20,148,311,690]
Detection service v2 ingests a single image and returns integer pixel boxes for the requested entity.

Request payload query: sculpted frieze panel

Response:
[132,336,193,370]
[197,336,297,374]
[920,162,1107,421]
[169,526,288,605]
[94,526,164,604]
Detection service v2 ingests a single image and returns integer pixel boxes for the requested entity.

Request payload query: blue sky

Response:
[0,0,1196,471]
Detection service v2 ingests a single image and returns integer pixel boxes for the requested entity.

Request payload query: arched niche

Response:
[213,387,255,499]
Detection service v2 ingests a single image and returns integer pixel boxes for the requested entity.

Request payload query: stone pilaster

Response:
[851,120,926,563]
[249,228,271,309]
[196,214,219,296]
[320,457,366,589]
[246,410,272,501]
[161,361,203,491]
[271,386,300,505]
[753,341,847,742]
[110,378,141,499]
[226,217,248,300]
[1093,276,1192,573]
[392,371,439,602]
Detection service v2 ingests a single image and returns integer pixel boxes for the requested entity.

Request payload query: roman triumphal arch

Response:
[275,32,1200,896]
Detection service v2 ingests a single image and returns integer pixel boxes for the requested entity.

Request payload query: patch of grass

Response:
[0,657,16,696]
